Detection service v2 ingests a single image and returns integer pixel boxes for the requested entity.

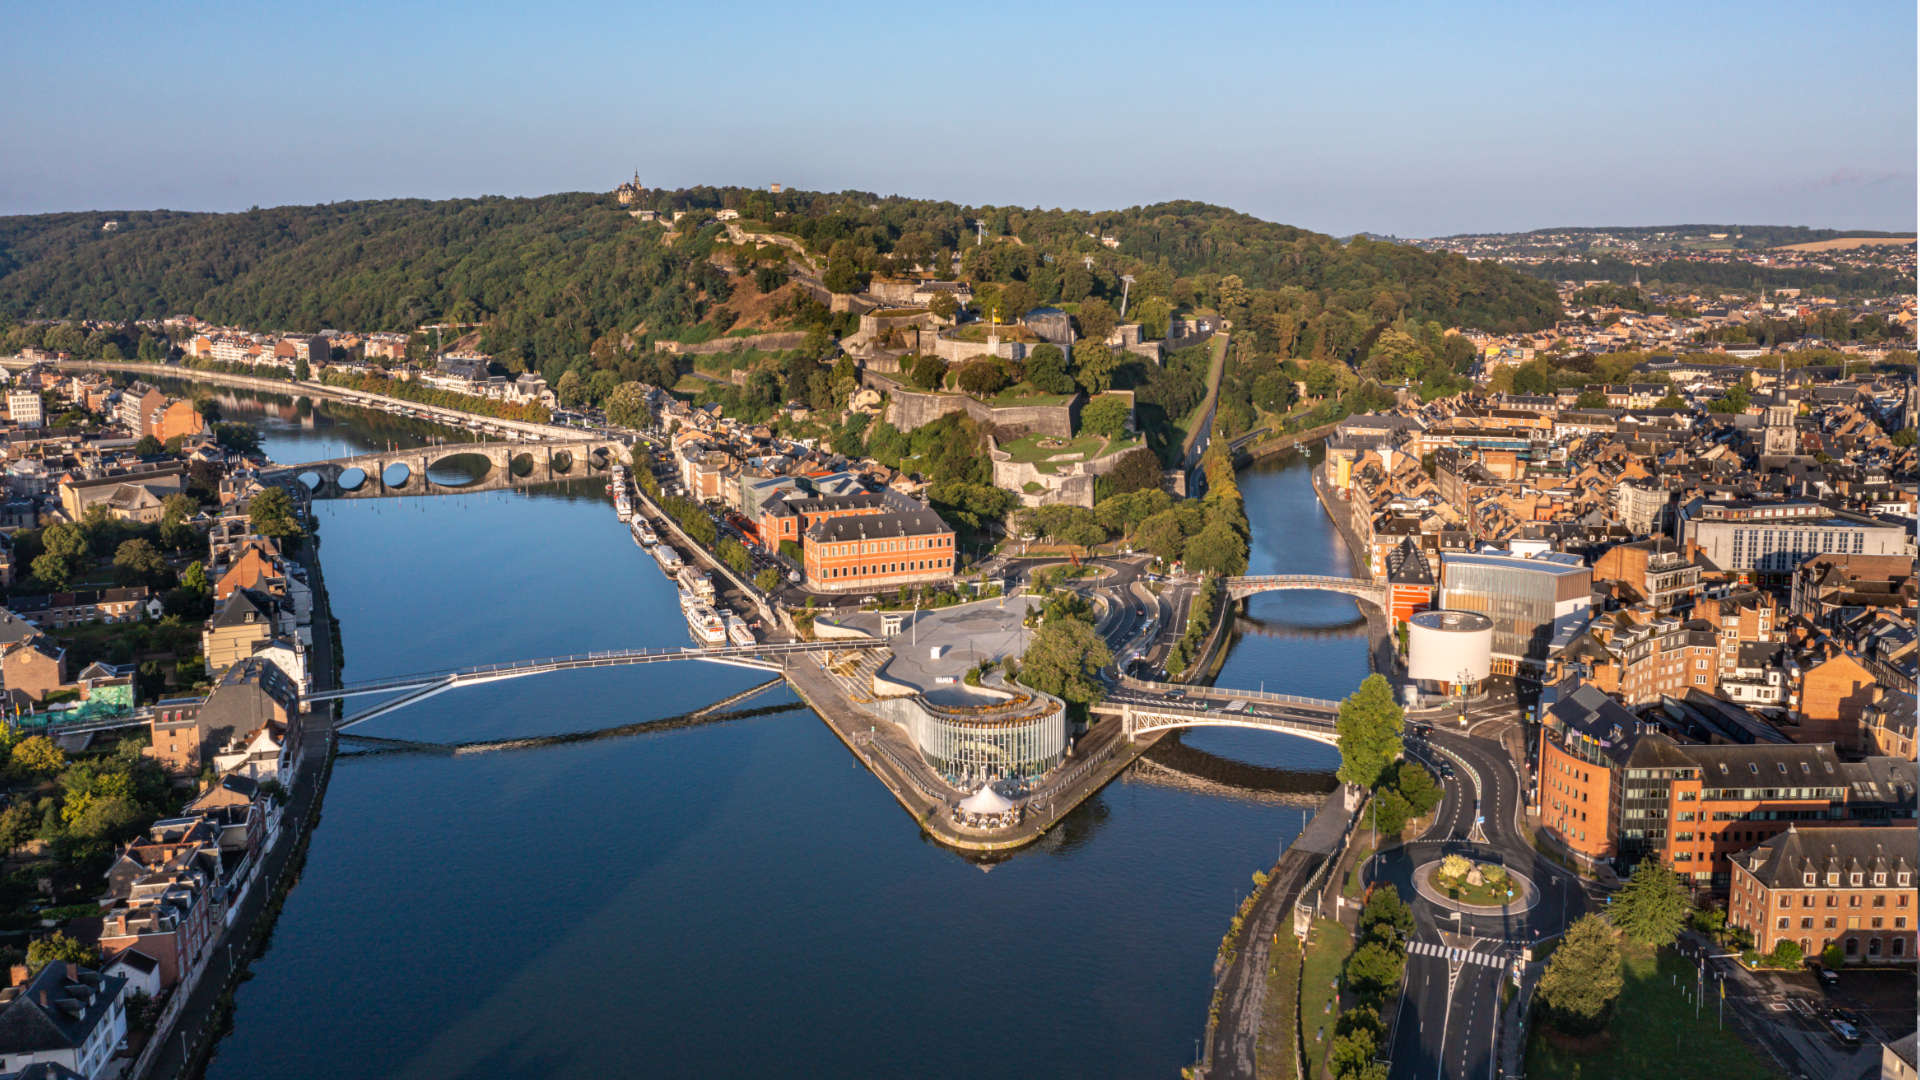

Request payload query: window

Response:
[1776,917,1789,930]
[1801,917,1814,929]
[1824,917,1837,929]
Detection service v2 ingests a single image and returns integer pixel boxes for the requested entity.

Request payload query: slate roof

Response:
[0,962,124,1059]
[1731,825,1916,889]
[805,508,951,544]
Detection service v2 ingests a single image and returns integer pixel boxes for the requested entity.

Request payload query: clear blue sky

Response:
[3,0,1913,236]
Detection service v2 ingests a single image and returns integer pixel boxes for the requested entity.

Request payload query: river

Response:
[198,395,1363,1079]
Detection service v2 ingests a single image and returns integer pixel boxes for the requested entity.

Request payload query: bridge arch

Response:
[1224,574,1389,614]
[425,450,494,487]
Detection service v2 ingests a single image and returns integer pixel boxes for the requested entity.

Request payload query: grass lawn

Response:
[1299,918,1351,1080]
[1525,943,1775,1080]
[1340,833,1378,899]
[950,323,1041,344]
[986,386,1074,409]
[1258,930,1303,1080]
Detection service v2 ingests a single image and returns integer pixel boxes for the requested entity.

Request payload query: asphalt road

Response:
[1372,727,1590,1080]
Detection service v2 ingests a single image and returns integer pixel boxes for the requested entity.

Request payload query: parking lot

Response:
[1722,962,1915,1080]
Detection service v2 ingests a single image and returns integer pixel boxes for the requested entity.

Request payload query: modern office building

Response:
[1439,549,1592,676]
[1678,499,1915,585]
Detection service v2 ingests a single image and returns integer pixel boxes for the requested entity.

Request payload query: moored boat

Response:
[651,543,684,576]
[687,603,727,645]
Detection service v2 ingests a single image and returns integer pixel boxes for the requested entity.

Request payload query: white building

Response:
[0,963,128,1079]
[6,389,42,430]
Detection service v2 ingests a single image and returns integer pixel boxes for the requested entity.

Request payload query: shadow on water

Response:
[1142,732,1338,797]
[339,700,805,759]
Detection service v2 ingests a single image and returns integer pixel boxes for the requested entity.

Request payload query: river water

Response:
[200,396,1363,1079]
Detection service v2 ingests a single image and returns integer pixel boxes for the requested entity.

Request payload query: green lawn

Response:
[1258,930,1303,1080]
[1525,943,1775,1080]
[1299,918,1351,1080]
[986,385,1074,409]
[951,323,1040,344]
[1430,865,1517,907]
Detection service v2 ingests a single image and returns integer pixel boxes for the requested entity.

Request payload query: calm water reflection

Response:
[198,398,1359,1079]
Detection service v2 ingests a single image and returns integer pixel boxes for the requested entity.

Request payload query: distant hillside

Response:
[0,188,1562,373]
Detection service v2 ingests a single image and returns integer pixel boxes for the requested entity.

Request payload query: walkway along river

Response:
[194,396,1365,1079]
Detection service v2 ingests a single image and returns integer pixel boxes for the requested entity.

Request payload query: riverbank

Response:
[785,652,1166,853]
[0,358,589,442]
[136,534,343,1080]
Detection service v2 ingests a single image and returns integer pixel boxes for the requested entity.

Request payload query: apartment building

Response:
[1728,826,1916,963]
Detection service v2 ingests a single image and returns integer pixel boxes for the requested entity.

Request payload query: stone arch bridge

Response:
[259,437,627,499]
[1224,573,1388,612]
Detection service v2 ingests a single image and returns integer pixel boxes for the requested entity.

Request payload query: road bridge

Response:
[305,641,853,729]
[1223,573,1387,612]
[258,437,626,499]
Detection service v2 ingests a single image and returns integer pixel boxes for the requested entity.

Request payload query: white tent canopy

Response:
[959,783,1014,814]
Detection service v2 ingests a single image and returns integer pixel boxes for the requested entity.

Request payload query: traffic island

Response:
[1413,856,1538,914]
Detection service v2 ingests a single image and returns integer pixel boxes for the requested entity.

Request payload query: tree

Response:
[1656,392,1686,409]
[1104,448,1164,496]
[717,538,752,577]
[1393,760,1441,816]
[605,381,653,429]
[1611,859,1690,947]
[1344,939,1405,1002]
[1336,674,1403,790]
[1073,342,1118,394]
[30,553,71,592]
[754,567,781,592]
[1080,395,1130,438]
[1075,298,1117,343]
[997,281,1036,320]
[1251,371,1296,413]
[823,251,864,295]
[25,932,97,976]
[112,538,166,586]
[180,560,211,596]
[1370,787,1412,838]
[11,736,66,778]
[1820,943,1845,970]
[247,486,301,539]
[1017,617,1111,707]
[1536,914,1622,1034]
[294,354,310,381]
[1768,939,1802,967]
[1024,344,1073,394]
[41,523,87,563]
[1134,509,1188,561]
[555,369,585,407]
[956,359,1011,396]
[1576,389,1609,408]
[1709,382,1750,414]
[908,355,947,391]
[1183,519,1248,576]
[1359,885,1413,945]
[927,293,959,321]
[133,435,164,457]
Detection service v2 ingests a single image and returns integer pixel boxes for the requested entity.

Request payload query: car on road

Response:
[1811,963,1839,988]
[1438,762,1455,780]
[1408,722,1432,737]
[1827,1016,1862,1046]
[1134,607,1145,616]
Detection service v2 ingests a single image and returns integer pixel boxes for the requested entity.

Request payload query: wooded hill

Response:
[0,187,1561,378]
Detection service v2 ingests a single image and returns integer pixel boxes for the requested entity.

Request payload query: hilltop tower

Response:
[615,171,646,206]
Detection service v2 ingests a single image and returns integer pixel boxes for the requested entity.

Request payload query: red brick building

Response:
[802,506,955,592]
[1728,825,1916,964]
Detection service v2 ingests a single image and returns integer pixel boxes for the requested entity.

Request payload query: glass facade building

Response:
[1440,551,1592,669]
[904,696,1067,781]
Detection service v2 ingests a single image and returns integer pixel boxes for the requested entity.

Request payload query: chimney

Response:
[64,962,77,982]
[8,964,26,987]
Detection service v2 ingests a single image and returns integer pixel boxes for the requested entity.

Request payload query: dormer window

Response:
[1901,873,1913,887]
[1874,873,1887,886]
[1850,873,1863,887]
[1804,873,1816,886]
[1827,873,1840,887]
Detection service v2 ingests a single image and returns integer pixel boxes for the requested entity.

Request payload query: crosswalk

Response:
[1408,940,1504,969]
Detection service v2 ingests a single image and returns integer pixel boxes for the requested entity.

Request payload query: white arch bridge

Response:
[308,641,848,730]
[1223,573,1388,611]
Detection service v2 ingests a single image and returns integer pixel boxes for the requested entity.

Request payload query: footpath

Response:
[1199,785,1356,1080]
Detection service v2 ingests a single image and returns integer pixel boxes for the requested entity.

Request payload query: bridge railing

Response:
[312,640,842,699]
[1115,672,1341,711]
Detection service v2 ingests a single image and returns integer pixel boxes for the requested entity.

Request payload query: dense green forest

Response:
[0,188,1561,382]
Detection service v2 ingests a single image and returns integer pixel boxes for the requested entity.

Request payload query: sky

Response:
[3,0,1914,236]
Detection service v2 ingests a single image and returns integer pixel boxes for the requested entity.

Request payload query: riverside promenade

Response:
[784,653,1166,853]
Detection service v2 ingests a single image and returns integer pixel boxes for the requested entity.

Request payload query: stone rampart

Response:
[867,374,1078,438]
[655,331,808,356]
[989,435,1140,509]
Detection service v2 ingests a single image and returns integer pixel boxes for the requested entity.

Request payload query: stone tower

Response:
[1762,357,1796,457]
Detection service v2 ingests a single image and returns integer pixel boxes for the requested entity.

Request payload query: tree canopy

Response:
[1536,914,1623,1035]
[1336,674,1404,790]
[1611,860,1691,947]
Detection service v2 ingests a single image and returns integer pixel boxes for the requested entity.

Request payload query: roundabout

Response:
[1412,856,1538,915]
